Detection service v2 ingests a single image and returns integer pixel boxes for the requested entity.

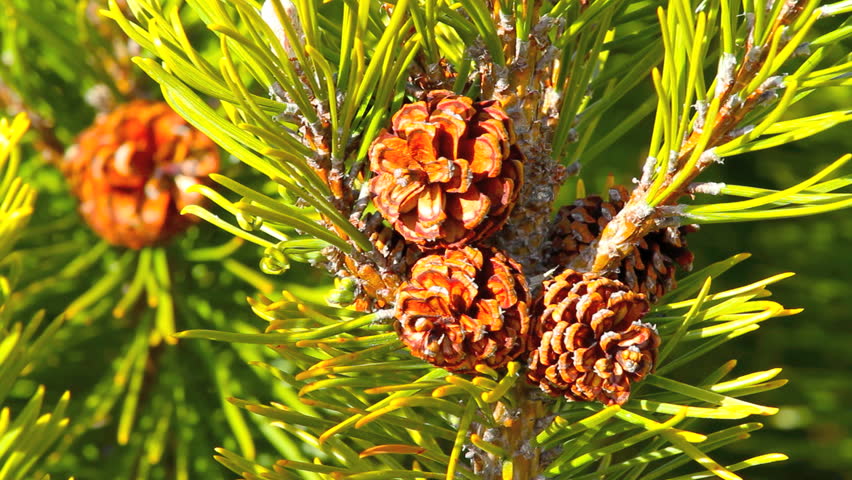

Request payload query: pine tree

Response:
[1,0,851,479]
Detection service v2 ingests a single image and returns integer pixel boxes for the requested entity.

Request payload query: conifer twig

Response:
[575,0,836,274]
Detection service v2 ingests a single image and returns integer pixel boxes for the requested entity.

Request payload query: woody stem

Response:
[477,383,545,479]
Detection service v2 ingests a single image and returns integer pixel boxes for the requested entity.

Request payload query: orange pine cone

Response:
[369,90,524,249]
[63,100,219,249]
[549,185,696,301]
[395,246,531,373]
[527,269,656,406]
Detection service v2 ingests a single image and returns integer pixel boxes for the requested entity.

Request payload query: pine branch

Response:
[581,0,852,274]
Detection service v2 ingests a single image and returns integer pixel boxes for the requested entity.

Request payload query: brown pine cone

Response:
[369,90,524,249]
[394,246,531,373]
[63,100,219,249]
[548,185,696,302]
[527,269,656,406]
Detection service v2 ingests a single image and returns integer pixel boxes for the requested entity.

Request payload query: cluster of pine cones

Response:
[367,91,695,406]
[63,93,694,406]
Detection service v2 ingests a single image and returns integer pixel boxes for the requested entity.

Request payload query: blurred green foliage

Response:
[693,141,852,480]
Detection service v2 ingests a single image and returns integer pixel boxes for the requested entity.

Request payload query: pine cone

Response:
[548,185,696,301]
[395,246,531,373]
[369,90,524,249]
[527,270,656,406]
[63,100,219,249]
